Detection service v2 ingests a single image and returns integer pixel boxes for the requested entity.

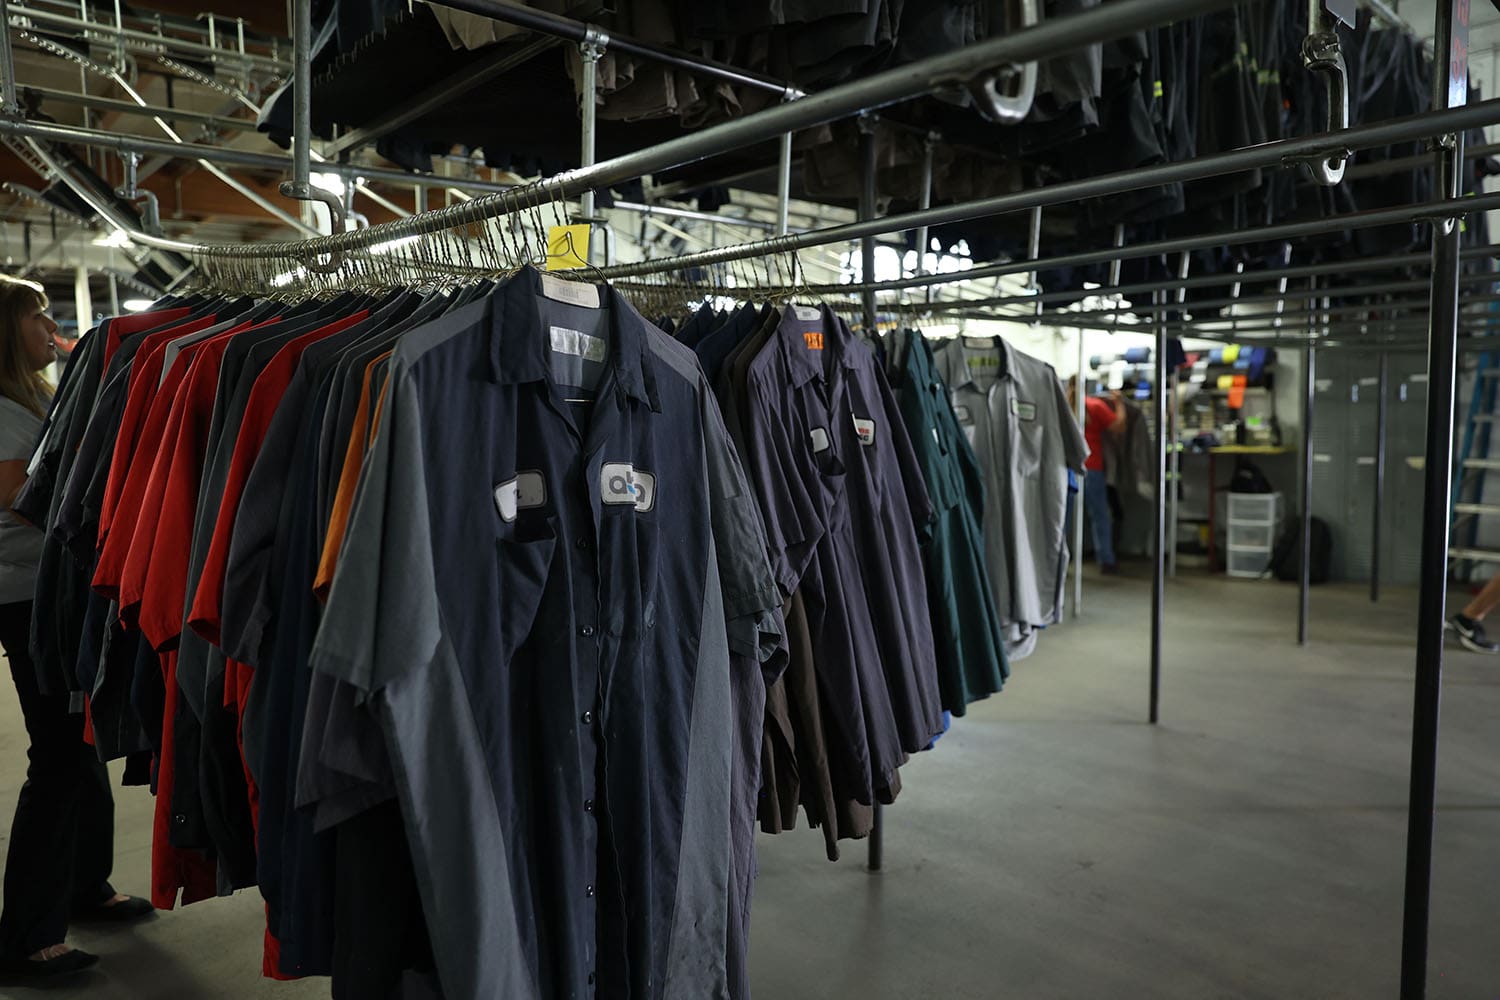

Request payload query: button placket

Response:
[568,470,603,998]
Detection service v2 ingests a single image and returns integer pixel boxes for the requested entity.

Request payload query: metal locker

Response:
[1310,352,1352,582]
[1386,357,1429,587]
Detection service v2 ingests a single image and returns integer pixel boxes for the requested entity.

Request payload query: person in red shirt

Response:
[1069,377,1127,574]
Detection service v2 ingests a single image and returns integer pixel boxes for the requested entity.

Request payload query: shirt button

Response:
[576,537,591,549]
[585,885,595,898]
[584,798,594,813]
[581,710,593,725]
[580,625,595,637]
[588,973,596,985]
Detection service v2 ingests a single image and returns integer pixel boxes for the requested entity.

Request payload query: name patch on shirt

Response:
[852,416,876,446]
[539,271,602,309]
[794,306,822,322]
[601,462,656,512]
[550,326,608,363]
[494,471,547,522]
[809,427,831,453]
[803,332,824,351]
[1010,398,1037,421]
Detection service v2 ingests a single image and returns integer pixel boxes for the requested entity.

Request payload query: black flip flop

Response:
[73,895,156,923]
[0,948,100,980]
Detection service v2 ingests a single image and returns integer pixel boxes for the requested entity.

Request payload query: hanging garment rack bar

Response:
[3,66,1498,278]
[868,245,1500,314]
[613,191,1500,311]
[953,279,1500,325]
[594,98,1500,281]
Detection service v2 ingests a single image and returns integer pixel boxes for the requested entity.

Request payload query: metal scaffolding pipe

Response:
[21,84,259,130]
[178,0,1264,259]
[1150,288,1166,725]
[1401,0,1468,989]
[5,2,288,71]
[596,97,1500,281]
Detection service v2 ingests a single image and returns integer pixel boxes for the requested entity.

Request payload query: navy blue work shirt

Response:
[310,268,782,1000]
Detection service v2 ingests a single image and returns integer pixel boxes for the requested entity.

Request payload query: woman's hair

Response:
[0,275,53,418]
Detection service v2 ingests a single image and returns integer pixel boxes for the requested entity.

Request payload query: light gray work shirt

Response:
[934,336,1087,659]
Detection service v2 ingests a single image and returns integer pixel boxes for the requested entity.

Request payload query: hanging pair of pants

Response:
[1082,469,1117,568]
[0,599,117,959]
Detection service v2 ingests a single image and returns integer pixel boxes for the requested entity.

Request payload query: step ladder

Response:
[1451,351,1500,576]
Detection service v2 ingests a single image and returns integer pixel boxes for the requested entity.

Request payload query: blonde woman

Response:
[0,277,150,982]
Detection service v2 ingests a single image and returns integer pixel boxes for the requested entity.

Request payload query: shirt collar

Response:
[489,266,661,412]
[776,303,859,389]
[941,335,1014,391]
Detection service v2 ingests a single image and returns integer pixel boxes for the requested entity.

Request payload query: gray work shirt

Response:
[934,336,1087,659]
[309,269,782,1000]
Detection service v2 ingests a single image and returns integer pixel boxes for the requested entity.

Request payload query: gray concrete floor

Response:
[2,570,1497,998]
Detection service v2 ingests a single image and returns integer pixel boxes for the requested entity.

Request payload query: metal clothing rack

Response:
[0,0,1488,993]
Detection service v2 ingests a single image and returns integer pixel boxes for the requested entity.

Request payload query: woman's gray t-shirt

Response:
[0,395,45,604]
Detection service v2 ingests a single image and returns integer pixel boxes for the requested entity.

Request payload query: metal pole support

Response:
[1150,287,1166,725]
[278,0,343,270]
[1400,0,1469,990]
[1074,328,1086,619]
[914,131,938,296]
[775,131,793,238]
[1299,336,1315,646]
[577,29,608,231]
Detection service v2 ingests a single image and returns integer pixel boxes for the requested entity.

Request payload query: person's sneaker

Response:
[1449,614,1500,653]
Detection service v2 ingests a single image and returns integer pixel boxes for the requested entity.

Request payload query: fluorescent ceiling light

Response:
[93,229,132,248]
[121,298,153,312]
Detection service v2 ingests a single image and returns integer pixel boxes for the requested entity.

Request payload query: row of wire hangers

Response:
[185,176,962,334]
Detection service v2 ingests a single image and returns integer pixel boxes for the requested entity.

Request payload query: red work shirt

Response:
[100,307,193,371]
[188,312,366,646]
[128,324,257,650]
[94,337,207,601]
[1083,395,1115,473]
[96,316,221,548]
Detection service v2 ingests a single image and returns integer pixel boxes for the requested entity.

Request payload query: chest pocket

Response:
[1007,395,1046,477]
[496,519,558,664]
[598,503,660,639]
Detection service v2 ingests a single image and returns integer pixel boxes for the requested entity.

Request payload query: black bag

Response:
[1228,458,1273,494]
[1267,517,1332,584]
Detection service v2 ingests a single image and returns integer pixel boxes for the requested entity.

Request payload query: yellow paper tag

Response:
[546,224,591,271]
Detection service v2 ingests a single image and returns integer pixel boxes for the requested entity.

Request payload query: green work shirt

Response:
[889,330,1008,714]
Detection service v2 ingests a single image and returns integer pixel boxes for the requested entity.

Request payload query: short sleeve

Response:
[310,366,443,698]
[1055,370,1089,473]
[740,371,826,598]
[0,399,42,463]
[697,375,785,669]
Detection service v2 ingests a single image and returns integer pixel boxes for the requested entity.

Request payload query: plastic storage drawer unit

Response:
[1226,547,1271,578]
